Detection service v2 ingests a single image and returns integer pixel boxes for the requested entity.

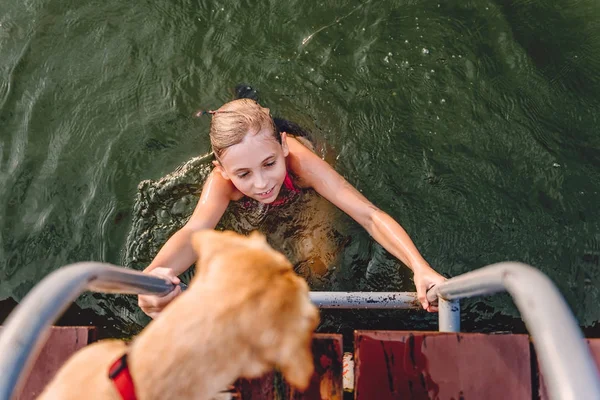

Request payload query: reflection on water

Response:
[1,0,600,334]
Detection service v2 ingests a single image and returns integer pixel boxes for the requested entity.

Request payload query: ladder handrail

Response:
[0,262,597,400]
[0,263,175,400]
[427,261,600,400]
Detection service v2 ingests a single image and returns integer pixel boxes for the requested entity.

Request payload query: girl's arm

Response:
[287,138,445,311]
[145,169,233,274]
[139,169,233,318]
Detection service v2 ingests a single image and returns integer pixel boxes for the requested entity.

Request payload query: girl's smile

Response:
[255,186,276,199]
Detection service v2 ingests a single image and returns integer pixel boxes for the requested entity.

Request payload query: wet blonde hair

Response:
[210,99,280,158]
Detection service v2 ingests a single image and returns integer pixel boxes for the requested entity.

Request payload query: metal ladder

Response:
[0,261,598,400]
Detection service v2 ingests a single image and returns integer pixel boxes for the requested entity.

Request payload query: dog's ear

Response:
[265,276,318,390]
[279,345,315,391]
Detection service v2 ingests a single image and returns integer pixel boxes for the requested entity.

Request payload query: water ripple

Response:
[1,0,600,332]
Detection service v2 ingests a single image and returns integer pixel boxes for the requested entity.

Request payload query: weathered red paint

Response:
[234,372,277,399]
[11,326,96,400]
[354,331,532,400]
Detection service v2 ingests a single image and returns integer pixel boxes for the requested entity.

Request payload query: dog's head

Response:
[191,230,320,390]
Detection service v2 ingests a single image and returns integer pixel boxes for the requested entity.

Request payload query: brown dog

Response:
[37,230,320,400]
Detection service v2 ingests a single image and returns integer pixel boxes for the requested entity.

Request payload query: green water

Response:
[1,0,600,334]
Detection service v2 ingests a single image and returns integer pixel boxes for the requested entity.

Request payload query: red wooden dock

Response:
[10,326,600,399]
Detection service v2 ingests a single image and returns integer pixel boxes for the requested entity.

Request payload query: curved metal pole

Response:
[427,262,600,400]
[0,262,175,400]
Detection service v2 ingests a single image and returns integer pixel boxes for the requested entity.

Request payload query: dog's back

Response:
[37,340,127,400]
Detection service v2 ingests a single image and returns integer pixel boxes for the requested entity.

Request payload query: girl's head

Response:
[210,99,289,204]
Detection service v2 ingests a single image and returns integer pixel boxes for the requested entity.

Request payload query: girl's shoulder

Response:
[286,136,326,189]
[286,139,311,189]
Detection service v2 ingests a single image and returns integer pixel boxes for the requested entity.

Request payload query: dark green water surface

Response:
[1,0,600,335]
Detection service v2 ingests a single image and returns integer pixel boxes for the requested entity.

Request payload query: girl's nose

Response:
[254,172,268,190]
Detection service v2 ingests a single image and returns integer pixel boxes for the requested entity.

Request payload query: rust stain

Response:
[409,297,423,308]
[381,340,395,394]
[408,333,417,366]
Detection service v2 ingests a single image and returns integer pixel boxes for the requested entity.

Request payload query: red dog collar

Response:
[109,354,138,400]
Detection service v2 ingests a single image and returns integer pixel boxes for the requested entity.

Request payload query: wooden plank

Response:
[538,338,600,400]
[234,372,277,400]
[354,331,531,400]
[235,334,343,400]
[11,326,97,400]
[290,333,343,400]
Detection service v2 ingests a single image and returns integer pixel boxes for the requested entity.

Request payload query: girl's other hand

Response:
[138,267,182,319]
[412,263,446,312]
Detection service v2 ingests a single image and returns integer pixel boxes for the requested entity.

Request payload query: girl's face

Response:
[216,129,289,204]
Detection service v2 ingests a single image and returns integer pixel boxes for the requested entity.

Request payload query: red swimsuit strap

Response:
[282,172,300,193]
[268,173,300,207]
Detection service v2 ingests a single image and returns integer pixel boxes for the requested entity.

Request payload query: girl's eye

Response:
[265,161,276,167]
[238,172,250,179]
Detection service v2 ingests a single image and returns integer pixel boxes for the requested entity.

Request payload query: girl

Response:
[138,98,445,318]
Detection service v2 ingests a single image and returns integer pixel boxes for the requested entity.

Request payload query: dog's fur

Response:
[38,230,320,400]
